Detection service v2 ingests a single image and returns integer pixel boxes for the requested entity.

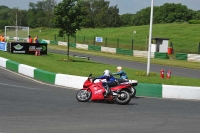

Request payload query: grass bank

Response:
[30,23,200,53]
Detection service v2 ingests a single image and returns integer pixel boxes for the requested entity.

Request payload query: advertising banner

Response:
[0,42,7,51]
[95,37,103,42]
[9,42,47,55]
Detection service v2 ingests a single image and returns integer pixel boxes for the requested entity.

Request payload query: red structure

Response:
[160,69,164,78]
[168,47,173,54]
[35,50,40,56]
[166,70,171,79]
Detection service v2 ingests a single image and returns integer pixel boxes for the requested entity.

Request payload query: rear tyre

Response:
[76,89,92,102]
[130,87,136,98]
[115,90,131,105]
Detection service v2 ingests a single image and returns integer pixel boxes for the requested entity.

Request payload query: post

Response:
[170,42,174,54]
[132,39,134,50]
[132,30,136,50]
[147,0,154,75]
[117,39,119,48]
[67,35,70,60]
[75,36,76,43]
[54,34,56,41]
[198,42,200,55]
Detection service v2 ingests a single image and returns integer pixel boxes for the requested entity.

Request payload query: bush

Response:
[188,20,200,24]
[135,72,157,77]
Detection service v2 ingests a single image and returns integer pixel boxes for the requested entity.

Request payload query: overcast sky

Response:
[1,0,200,14]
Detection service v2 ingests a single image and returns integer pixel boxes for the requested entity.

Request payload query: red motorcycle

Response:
[116,79,137,98]
[96,78,137,98]
[76,74,132,105]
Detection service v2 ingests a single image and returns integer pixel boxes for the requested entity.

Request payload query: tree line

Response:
[0,0,200,29]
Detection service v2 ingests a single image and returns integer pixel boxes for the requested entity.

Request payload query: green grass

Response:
[30,23,200,53]
[0,50,200,87]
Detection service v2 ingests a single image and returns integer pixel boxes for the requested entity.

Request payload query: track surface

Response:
[48,49,200,79]
[0,67,200,133]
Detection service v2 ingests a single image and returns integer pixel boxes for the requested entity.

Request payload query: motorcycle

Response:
[76,74,132,105]
[116,79,138,98]
[96,78,138,98]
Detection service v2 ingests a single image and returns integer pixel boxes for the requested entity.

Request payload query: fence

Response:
[53,34,145,50]
[52,34,200,54]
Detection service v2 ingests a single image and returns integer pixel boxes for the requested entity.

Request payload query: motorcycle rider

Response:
[96,70,118,96]
[112,66,128,83]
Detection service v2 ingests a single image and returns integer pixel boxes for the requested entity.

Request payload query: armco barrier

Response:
[88,45,101,51]
[70,43,76,48]
[19,64,36,78]
[101,46,116,53]
[176,53,188,60]
[116,48,133,56]
[58,41,67,46]
[136,83,162,98]
[0,57,8,67]
[34,69,56,84]
[76,43,88,50]
[55,74,87,89]
[6,60,19,72]
[163,85,200,100]
[1,56,200,101]
[154,52,168,59]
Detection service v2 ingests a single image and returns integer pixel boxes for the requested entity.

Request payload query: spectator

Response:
[28,35,32,43]
[0,34,2,42]
[34,36,39,43]
[0,34,5,42]
[1,35,5,42]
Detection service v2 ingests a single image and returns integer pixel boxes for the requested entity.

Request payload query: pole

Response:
[147,0,154,75]
[16,11,17,38]
[198,42,200,55]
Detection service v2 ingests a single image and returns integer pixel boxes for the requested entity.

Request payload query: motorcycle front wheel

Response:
[76,89,92,102]
[115,90,131,105]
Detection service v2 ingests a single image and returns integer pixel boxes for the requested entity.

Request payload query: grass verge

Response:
[48,44,200,70]
[0,50,200,87]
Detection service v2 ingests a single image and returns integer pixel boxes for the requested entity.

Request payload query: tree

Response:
[120,13,135,26]
[51,0,87,61]
[43,0,57,28]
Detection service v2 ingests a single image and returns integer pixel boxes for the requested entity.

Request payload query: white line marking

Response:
[0,82,40,90]
[0,66,68,89]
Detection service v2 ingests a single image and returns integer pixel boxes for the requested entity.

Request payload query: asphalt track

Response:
[1,67,200,133]
[48,49,200,79]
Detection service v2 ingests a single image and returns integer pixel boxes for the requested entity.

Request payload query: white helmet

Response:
[103,70,111,77]
[116,66,122,72]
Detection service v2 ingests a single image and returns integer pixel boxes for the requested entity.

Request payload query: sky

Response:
[0,0,200,15]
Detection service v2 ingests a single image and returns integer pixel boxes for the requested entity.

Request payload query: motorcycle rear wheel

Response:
[76,90,92,102]
[115,90,131,105]
[130,87,136,98]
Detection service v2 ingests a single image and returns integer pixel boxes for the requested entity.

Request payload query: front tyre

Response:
[115,90,131,105]
[76,89,92,102]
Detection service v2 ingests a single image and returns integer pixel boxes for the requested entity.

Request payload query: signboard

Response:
[95,37,103,42]
[9,42,47,55]
[0,42,7,51]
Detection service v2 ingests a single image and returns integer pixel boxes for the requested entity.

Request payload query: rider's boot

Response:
[104,85,111,97]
